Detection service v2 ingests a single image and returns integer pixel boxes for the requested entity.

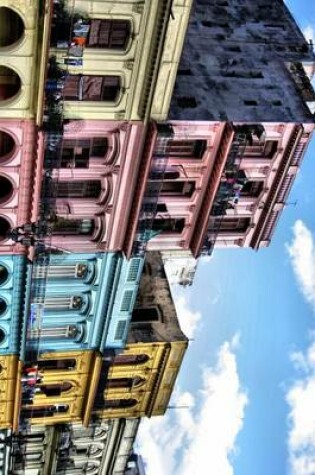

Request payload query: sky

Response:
[137,2,315,475]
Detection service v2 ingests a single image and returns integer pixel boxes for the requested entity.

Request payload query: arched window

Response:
[0,217,10,241]
[87,20,130,49]
[37,358,76,371]
[0,8,24,47]
[102,398,137,409]
[28,325,82,340]
[0,176,13,203]
[41,295,84,311]
[63,75,120,102]
[56,181,102,198]
[0,264,8,285]
[0,131,15,160]
[0,66,21,101]
[112,354,149,366]
[38,381,73,397]
[0,298,7,315]
[106,377,145,389]
[0,327,6,344]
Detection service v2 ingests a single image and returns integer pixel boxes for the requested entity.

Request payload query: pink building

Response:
[42,120,144,253]
[0,120,43,256]
[128,121,314,257]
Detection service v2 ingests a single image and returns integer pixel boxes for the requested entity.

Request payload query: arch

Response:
[0,298,7,315]
[0,131,15,161]
[0,176,13,203]
[0,217,10,241]
[112,353,149,366]
[36,358,76,371]
[0,8,24,48]
[102,398,137,409]
[0,264,9,285]
[0,327,6,344]
[39,381,73,397]
[0,66,21,101]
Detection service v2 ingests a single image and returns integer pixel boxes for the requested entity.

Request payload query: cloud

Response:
[286,220,315,309]
[286,339,315,475]
[286,221,315,474]
[137,337,248,475]
[173,293,202,339]
[303,25,315,44]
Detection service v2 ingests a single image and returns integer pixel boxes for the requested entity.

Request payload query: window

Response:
[0,298,7,315]
[106,377,145,389]
[38,381,73,397]
[28,325,80,340]
[244,140,278,159]
[37,359,76,371]
[120,291,133,312]
[159,181,196,197]
[21,404,69,419]
[60,138,108,168]
[0,264,8,285]
[114,320,127,341]
[177,97,197,108]
[56,181,101,198]
[127,259,141,282]
[102,398,137,409]
[112,354,149,366]
[151,217,185,234]
[155,139,206,158]
[244,100,258,106]
[0,327,5,344]
[63,75,120,102]
[0,8,24,47]
[40,295,83,311]
[241,181,263,198]
[0,66,21,101]
[0,131,15,159]
[35,263,88,279]
[215,217,251,233]
[0,176,13,203]
[52,218,95,236]
[87,20,130,49]
[132,307,160,323]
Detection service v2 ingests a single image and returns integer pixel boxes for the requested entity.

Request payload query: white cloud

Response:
[286,220,315,309]
[303,25,315,44]
[287,340,315,475]
[173,293,202,340]
[137,337,248,475]
[286,221,315,474]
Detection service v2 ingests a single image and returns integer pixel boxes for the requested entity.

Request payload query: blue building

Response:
[0,256,28,355]
[24,253,144,354]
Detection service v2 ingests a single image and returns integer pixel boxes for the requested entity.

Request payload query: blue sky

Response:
[137,3,315,474]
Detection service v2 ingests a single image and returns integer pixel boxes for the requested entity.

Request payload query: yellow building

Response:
[0,2,50,122]
[93,340,187,420]
[20,350,94,426]
[0,355,18,428]
[88,251,189,421]
[50,0,193,121]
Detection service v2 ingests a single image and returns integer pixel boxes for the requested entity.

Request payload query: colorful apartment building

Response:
[91,252,188,421]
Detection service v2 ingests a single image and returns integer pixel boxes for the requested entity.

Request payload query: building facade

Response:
[129,121,314,256]
[92,252,188,420]
[24,253,143,354]
[49,0,193,121]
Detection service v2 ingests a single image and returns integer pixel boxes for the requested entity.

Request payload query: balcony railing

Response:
[132,125,174,257]
[201,124,265,254]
